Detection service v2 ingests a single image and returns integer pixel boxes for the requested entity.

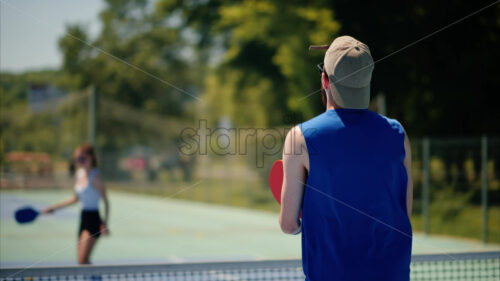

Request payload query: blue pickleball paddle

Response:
[14,206,40,224]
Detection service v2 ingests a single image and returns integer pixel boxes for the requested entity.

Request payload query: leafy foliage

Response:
[2,0,499,156]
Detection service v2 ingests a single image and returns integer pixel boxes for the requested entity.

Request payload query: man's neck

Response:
[325,105,336,110]
[325,95,341,110]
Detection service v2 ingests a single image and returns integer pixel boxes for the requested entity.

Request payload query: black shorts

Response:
[79,210,102,238]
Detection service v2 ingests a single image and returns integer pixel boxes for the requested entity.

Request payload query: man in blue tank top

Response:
[279,36,413,281]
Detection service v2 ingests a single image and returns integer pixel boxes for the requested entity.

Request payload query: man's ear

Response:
[322,72,329,90]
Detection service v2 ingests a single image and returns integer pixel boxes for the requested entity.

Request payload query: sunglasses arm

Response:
[308,45,329,51]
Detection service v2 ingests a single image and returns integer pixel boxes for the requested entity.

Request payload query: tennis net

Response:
[1,251,498,281]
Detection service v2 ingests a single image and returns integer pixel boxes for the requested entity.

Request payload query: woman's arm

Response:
[41,195,78,214]
[93,175,110,227]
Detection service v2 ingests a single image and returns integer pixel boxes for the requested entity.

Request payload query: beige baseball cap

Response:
[313,36,374,109]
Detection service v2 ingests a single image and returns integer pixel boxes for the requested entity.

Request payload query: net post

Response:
[422,137,430,235]
[481,135,488,244]
[89,85,97,147]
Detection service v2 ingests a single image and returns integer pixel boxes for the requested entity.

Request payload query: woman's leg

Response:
[77,230,98,264]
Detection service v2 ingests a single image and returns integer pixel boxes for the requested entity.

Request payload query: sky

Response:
[1,0,104,73]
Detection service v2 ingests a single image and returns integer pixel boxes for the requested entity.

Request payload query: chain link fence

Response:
[1,91,498,242]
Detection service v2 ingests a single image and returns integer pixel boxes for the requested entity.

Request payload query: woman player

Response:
[42,144,110,264]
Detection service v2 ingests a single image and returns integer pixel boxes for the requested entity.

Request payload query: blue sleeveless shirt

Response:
[299,109,412,281]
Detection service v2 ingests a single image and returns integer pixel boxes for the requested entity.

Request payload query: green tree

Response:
[155,0,339,126]
[205,1,339,126]
[56,0,201,152]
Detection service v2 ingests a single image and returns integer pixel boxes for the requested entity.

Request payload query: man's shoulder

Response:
[378,114,405,133]
[298,111,332,131]
[366,113,406,141]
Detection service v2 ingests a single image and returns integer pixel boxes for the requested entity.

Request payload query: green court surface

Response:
[1,190,498,267]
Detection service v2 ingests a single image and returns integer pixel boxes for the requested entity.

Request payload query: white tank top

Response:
[74,168,100,211]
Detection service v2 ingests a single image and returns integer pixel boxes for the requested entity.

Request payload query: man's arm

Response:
[279,126,308,234]
[403,133,413,218]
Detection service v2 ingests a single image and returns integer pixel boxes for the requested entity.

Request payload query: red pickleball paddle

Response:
[269,160,302,218]
[269,160,284,204]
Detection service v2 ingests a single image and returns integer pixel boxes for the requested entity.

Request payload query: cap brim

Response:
[330,82,370,109]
